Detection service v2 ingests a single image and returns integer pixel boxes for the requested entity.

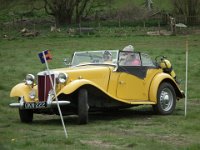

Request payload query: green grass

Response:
[0,32,200,149]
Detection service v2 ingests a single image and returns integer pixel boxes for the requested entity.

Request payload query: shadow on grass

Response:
[31,106,184,126]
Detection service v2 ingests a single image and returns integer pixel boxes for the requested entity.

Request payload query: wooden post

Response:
[185,38,188,117]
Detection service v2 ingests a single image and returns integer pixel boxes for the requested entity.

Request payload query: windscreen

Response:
[71,50,118,66]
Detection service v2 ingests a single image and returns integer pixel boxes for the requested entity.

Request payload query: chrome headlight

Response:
[58,73,68,84]
[25,74,35,85]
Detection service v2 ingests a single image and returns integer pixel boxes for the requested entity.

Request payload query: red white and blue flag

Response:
[38,50,52,64]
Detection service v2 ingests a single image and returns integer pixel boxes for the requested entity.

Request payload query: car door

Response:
[116,52,158,101]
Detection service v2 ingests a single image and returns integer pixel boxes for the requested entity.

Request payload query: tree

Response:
[145,0,153,11]
[172,0,200,25]
[75,0,90,24]
[44,0,76,26]
[44,0,91,26]
[141,0,153,11]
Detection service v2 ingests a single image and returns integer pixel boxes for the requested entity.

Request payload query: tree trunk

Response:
[44,0,75,26]
[55,13,72,26]
[44,0,93,26]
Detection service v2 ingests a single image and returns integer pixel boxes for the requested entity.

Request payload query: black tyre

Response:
[19,109,33,123]
[153,82,176,115]
[78,88,89,124]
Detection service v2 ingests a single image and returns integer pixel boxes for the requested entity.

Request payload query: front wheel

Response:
[153,82,176,115]
[19,109,33,123]
[78,88,89,124]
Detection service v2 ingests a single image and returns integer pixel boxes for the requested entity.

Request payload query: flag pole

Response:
[42,51,68,139]
[185,39,188,117]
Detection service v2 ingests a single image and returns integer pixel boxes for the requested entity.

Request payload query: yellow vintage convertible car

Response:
[10,50,184,124]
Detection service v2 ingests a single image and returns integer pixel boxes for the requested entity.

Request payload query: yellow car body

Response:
[10,50,184,124]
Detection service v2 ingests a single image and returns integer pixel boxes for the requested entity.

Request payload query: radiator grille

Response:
[38,74,54,101]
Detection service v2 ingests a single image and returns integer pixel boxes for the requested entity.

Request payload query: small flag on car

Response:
[38,50,52,64]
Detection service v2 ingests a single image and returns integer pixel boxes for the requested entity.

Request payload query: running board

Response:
[128,100,156,105]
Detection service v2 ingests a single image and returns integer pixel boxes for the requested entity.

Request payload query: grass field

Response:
[0,32,200,149]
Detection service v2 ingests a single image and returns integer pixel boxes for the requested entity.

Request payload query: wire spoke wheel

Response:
[153,82,176,115]
[160,88,173,112]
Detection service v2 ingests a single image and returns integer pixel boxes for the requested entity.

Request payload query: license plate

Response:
[24,102,47,109]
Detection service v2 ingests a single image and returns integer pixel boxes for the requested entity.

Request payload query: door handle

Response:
[119,81,125,84]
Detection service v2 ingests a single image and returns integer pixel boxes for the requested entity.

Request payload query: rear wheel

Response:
[78,88,89,124]
[153,82,176,115]
[19,109,33,123]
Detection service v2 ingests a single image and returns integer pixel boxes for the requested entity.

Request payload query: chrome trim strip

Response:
[51,101,70,106]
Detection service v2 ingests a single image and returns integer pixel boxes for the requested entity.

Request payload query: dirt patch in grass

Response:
[148,133,191,147]
[80,140,120,149]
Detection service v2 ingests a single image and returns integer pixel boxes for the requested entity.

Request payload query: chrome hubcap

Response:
[160,88,173,111]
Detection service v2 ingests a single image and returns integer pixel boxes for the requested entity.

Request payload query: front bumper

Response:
[9,95,70,109]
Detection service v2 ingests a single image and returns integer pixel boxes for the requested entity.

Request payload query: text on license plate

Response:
[24,102,47,109]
